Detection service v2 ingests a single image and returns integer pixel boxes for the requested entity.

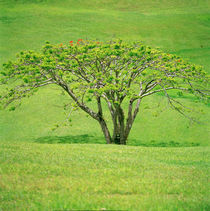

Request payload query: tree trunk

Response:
[98,118,112,144]
[97,97,141,145]
[123,99,142,144]
[111,104,127,145]
[96,96,112,144]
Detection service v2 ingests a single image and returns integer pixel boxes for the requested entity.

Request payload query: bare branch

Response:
[141,87,188,98]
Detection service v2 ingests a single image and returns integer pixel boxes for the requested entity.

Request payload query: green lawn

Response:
[0,141,209,210]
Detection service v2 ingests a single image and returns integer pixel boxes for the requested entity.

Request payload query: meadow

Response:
[0,141,209,210]
[0,0,210,210]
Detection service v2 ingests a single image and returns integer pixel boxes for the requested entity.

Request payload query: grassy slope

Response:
[0,0,209,145]
[0,141,209,210]
[1,0,210,67]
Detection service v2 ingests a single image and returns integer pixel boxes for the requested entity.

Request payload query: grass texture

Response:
[0,141,209,210]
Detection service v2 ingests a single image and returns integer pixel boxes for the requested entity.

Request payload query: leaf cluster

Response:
[0,39,209,111]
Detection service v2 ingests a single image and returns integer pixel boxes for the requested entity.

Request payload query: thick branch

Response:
[96,96,112,144]
[59,82,99,121]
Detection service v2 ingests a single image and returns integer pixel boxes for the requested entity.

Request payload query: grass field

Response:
[0,141,209,210]
[0,0,210,210]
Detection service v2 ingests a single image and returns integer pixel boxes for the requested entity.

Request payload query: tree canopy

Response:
[0,39,209,144]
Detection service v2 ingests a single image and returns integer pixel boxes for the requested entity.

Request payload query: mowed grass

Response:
[0,0,210,145]
[0,141,209,210]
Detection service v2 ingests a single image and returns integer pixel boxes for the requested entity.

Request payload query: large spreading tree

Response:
[0,39,209,144]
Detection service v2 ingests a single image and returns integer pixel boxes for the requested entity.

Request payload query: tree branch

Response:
[59,82,99,121]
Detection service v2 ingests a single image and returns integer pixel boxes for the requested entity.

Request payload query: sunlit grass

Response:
[0,141,209,210]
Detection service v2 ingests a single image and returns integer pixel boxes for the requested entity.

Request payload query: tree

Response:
[0,39,209,144]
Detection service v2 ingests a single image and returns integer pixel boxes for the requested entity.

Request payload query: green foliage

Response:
[1,39,208,109]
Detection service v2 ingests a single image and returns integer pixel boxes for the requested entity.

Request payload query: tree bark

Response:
[112,114,121,144]
[98,118,112,144]
[124,98,142,144]
[96,96,112,144]
[111,105,126,145]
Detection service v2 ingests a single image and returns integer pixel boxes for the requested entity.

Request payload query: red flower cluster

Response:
[69,39,83,46]
[77,39,83,45]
